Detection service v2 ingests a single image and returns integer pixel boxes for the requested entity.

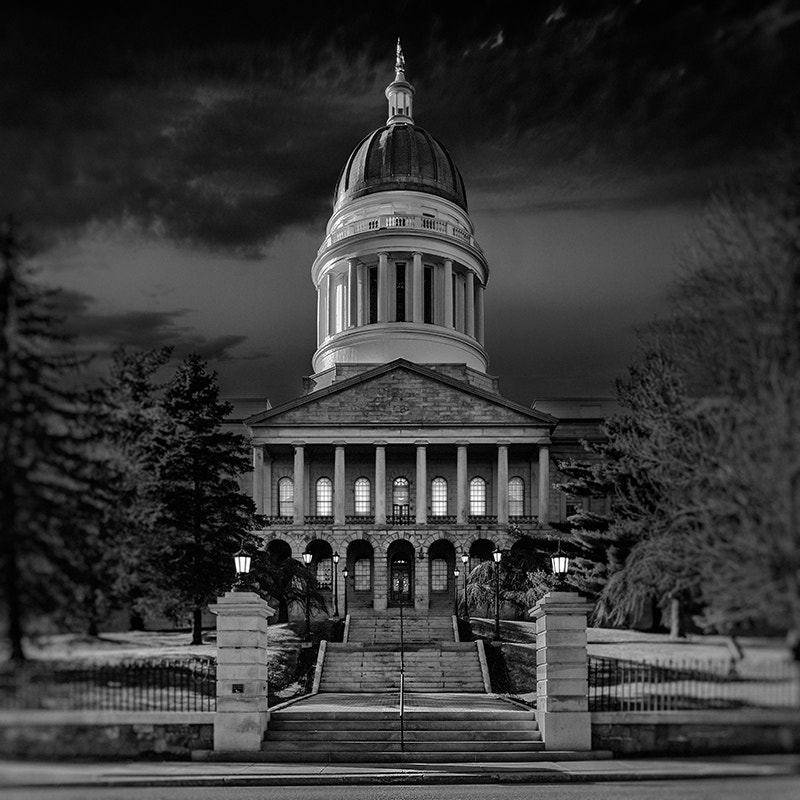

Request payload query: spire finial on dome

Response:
[395,38,406,79]
[386,39,414,125]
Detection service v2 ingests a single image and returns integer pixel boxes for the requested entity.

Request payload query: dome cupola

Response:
[309,43,490,387]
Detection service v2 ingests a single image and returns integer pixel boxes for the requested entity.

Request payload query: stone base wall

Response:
[592,711,800,756]
[0,712,213,760]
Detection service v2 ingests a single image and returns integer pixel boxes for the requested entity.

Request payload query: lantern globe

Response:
[551,554,570,576]
[234,553,251,575]
[492,548,502,563]
[302,552,312,565]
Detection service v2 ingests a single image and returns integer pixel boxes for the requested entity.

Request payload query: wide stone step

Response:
[263,740,544,753]
[270,710,535,722]
[266,730,542,742]
[269,719,538,732]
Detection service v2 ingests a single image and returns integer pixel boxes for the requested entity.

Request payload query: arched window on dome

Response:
[392,477,410,519]
[509,477,524,518]
[316,477,333,516]
[278,477,294,517]
[469,477,486,516]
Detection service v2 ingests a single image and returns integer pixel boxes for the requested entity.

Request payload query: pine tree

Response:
[147,354,255,644]
[0,219,107,660]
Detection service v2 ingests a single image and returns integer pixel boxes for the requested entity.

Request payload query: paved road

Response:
[5,777,799,800]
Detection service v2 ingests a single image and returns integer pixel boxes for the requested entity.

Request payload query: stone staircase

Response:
[346,612,456,644]
[319,642,486,692]
[261,696,545,762]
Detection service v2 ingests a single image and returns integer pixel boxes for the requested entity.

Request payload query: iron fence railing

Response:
[588,655,800,712]
[0,658,216,712]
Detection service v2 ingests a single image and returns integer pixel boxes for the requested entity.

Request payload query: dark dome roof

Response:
[334,124,468,212]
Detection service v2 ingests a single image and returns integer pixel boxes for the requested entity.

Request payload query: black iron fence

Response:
[0,659,216,712]
[589,655,800,712]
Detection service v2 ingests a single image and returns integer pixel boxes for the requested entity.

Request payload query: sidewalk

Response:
[1,754,799,789]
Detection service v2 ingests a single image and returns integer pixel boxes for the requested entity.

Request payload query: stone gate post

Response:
[210,591,275,751]
[529,590,594,751]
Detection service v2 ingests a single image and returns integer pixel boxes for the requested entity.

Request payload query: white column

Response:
[316,285,325,344]
[497,442,509,525]
[456,442,468,524]
[252,445,264,514]
[455,275,465,332]
[293,443,305,525]
[347,259,358,329]
[377,253,389,323]
[415,441,427,525]
[443,259,454,328]
[465,271,475,338]
[375,442,386,525]
[412,252,423,323]
[357,263,367,326]
[263,451,272,516]
[326,273,336,336]
[334,443,345,526]
[538,444,550,525]
[476,283,485,344]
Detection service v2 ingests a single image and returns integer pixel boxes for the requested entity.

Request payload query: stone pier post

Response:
[210,591,275,752]
[529,591,594,751]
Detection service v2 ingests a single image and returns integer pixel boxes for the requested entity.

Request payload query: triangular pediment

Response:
[246,361,556,429]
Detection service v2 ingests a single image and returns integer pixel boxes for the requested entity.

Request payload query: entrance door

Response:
[390,558,412,605]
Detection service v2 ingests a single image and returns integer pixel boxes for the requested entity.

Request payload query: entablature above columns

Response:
[249,429,553,447]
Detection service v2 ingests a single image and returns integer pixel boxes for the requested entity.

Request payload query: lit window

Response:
[316,477,333,516]
[393,477,410,517]
[430,559,448,591]
[469,477,486,515]
[316,558,332,589]
[431,477,448,516]
[354,558,371,591]
[354,477,371,515]
[509,477,524,517]
[278,477,293,517]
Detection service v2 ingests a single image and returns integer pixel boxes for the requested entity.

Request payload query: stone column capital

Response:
[414,440,429,447]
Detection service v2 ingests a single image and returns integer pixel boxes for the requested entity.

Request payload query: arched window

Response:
[354,477,371,515]
[354,558,371,591]
[430,558,448,591]
[469,477,486,515]
[278,477,294,517]
[392,477,410,518]
[431,477,448,516]
[316,558,332,589]
[316,477,333,516]
[509,477,524,517]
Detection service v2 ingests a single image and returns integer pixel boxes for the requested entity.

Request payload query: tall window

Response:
[354,477,371,515]
[424,266,434,323]
[469,477,486,515]
[431,477,448,516]
[278,477,294,517]
[392,477,410,517]
[508,477,524,517]
[430,559,448,591]
[354,558,371,591]
[316,477,333,516]
[369,266,378,324]
[395,262,406,322]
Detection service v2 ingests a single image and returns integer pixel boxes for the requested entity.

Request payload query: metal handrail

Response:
[399,591,405,752]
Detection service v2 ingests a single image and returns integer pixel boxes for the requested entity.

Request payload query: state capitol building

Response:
[231,45,611,618]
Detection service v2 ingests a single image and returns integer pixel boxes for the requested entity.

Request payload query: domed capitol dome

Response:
[310,41,489,380]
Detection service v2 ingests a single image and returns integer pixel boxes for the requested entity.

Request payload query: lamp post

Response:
[551,540,570,589]
[492,547,502,641]
[302,551,313,641]
[233,544,252,591]
[332,551,340,618]
[342,566,348,617]
[461,552,469,620]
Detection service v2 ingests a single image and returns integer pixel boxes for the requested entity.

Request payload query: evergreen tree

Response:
[0,219,107,660]
[147,354,255,644]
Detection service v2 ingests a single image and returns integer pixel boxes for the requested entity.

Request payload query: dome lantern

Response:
[385,39,414,125]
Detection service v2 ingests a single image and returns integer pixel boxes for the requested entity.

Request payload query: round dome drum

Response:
[334,124,468,212]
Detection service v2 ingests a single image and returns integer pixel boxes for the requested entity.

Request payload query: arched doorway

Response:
[263,539,293,622]
[468,538,496,574]
[428,538,456,615]
[346,539,375,611]
[387,540,414,607]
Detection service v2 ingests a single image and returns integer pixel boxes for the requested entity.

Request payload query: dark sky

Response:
[3,1,798,405]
